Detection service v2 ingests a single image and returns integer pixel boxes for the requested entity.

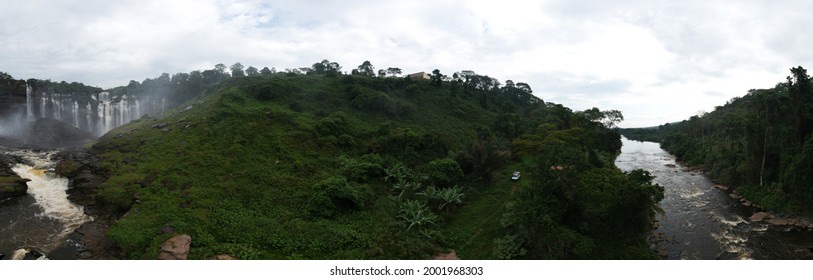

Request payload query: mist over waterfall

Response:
[0,68,226,144]
[27,88,168,137]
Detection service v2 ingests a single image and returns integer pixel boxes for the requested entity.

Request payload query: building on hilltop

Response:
[407,72,431,80]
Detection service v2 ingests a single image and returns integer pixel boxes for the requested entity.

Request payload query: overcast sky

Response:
[2,0,812,127]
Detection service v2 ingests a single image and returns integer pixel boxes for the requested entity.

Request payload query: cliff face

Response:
[0,153,28,201]
[0,78,170,139]
[0,78,27,124]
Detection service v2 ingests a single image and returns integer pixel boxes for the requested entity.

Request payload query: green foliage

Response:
[652,66,813,214]
[419,185,465,212]
[398,200,438,231]
[424,158,464,187]
[88,70,651,260]
[307,176,368,217]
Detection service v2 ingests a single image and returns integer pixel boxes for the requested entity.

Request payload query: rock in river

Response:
[750,212,770,222]
[767,218,791,226]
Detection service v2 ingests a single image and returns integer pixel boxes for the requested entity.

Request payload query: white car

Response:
[511,171,521,181]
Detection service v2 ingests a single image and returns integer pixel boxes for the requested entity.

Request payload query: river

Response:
[0,148,91,259]
[615,137,813,259]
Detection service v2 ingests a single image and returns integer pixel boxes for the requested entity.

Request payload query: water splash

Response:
[10,248,48,260]
[8,150,92,248]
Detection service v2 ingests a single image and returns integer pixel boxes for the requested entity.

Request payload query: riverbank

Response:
[669,158,813,233]
[616,138,813,259]
[49,149,123,260]
[0,141,123,260]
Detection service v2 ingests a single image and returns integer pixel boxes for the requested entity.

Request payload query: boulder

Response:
[750,212,770,222]
[0,154,28,200]
[79,251,93,259]
[0,178,29,200]
[665,164,676,168]
[55,159,82,178]
[729,193,742,200]
[767,218,790,226]
[158,235,191,260]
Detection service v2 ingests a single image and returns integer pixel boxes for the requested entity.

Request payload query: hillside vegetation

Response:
[90,69,662,259]
[622,66,813,214]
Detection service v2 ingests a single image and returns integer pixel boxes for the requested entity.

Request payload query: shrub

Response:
[424,158,464,187]
[307,176,368,217]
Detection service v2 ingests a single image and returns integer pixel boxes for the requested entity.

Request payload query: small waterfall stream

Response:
[0,150,91,259]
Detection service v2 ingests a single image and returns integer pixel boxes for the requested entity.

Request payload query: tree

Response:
[214,63,227,74]
[311,59,331,75]
[260,67,273,75]
[327,62,342,76]
[378,69,386,77]
[516,82,532,94]
[578,107,624,129]
[230,62,245,77]
[431,69,443,88]
[788,66,812,147]
[245,66,259,77]
[424,158,464,187]
[356,61,375,77]
[386,67,402,77]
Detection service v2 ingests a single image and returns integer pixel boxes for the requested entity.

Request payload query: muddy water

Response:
[615,137,813,259]
[0,149,91,259]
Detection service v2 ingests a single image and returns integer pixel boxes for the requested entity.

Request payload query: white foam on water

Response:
[10,248,49,260]
[8,150,92,238]
[679,188,706,199]
[709,211,745,227]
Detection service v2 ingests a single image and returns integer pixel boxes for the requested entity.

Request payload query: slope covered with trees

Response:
[623,66,813,214]
[83,61,662,259]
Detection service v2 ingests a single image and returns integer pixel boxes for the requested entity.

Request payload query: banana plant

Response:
[397,200,438,231]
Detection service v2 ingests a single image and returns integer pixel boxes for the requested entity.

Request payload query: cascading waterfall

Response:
[72,101,79,129]
[24,84,171,137]
[25,84,33,121]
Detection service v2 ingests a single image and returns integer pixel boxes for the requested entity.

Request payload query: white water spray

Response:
[8,150,91,241]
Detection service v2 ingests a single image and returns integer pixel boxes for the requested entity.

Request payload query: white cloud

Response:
[1,1,812,127]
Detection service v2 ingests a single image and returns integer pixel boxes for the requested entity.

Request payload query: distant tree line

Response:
[623,66,813,213]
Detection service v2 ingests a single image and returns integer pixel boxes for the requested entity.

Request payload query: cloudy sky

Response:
[2,0,812,127]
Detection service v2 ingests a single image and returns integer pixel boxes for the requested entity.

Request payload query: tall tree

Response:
[215,63,228,75]
[431,69,443,88]
[245,66,259,77]
[356,61,375,77]
[231,62,245,77]
[788,66,812,147]
[386,67,402,77]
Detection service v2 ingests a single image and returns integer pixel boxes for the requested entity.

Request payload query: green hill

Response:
[88,72,662,259]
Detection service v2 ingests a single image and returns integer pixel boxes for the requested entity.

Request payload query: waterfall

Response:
[72,101,79,129]
[21,87,171,137]
[26,83,34,121]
